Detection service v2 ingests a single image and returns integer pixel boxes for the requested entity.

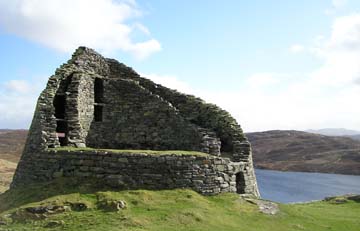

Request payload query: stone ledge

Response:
[48,148,210,157]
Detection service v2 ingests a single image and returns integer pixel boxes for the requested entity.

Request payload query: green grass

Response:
[0,159,16,193]
[0,178,359,231]
[49,147,208,156]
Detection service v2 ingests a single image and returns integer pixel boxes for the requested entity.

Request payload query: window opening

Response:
[94,78,104,103]
[94,105,103,122]
[53,75,72,146]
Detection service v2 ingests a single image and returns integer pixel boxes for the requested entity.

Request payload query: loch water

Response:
[255,169,360,203]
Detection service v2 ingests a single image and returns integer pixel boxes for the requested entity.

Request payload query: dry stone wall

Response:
[86,78,204,151]
[12,47,260,197]
[14,150,253,195]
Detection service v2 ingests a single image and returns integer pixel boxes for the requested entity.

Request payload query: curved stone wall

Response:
[13,149,256,195]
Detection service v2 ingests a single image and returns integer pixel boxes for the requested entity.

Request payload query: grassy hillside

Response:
[247,130,360,175]
[0,159,16,193]
[0,129,27,193]
[0,129,27,163]
[0,179,359,231]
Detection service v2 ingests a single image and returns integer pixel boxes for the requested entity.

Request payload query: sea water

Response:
[256,169,360,203]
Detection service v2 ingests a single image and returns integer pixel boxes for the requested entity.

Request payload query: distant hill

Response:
[0,129,27,163]
[0,129,27,193]
[349,135,360,141]
[306,128,360,136]
[1,129,360,192]
[247,130,360,175]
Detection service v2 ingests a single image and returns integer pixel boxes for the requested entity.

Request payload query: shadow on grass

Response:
[0,177,129,212]
[0,177,204,213]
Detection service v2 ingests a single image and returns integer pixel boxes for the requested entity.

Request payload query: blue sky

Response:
[0,0,360,132]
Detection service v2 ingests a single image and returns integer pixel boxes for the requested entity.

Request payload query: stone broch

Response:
[11,47,260,197]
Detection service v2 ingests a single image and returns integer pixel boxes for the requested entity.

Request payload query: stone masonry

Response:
[11,47,260,197]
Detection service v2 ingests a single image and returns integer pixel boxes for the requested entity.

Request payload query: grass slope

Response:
[0,129,27,193]
[0,179,359,231]
[0,129,27,163]
[0,159,16,193]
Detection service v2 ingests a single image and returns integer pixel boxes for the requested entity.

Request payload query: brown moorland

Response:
[247,130,360,175]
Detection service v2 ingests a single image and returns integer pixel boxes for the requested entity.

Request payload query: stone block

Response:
[215,165,225,172]
[82,160,95,166]
[74,171,92,177]
[52,171,63,178]
[79,166,89,171]
[105,175,125,187]
[215,177,224,183]
[117,158,128,163]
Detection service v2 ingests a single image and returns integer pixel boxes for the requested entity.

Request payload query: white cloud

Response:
[0,0,161,59]
[4,80,31,94]
[289,44,305,54]
[234,14,360,131]
[158,72,360,132]
[332,0,347,9]
[133,23,151,35]
[325,0,347,15]
[0,78,46,129]
[140,14,360,132]
[310,14,360,86]
[246,73,280,87]
[1,10,359,132]
[355,78,360,85]
[128,40,162,60]
[141,73,195,95]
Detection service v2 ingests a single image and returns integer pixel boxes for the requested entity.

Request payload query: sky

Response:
[0,0,360,132]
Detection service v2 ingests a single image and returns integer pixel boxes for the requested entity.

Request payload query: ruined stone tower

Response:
[12,47,259,197]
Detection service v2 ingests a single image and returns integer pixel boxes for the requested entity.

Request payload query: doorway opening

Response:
[94,78,104,103]
[56,120,68,146]
[53,95,66,119]
[54,94,68,146]
[236,172,246,194]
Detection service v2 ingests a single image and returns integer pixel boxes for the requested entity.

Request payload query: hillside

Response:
[247,130,360,175]
[0,179,359,230]
[306,128,360,136]
[0,129,27,193]
[1,129,360,193]
[349,135,360,141]
[2,130,360,193]
[0,129,27,163]
[0,159,17,193]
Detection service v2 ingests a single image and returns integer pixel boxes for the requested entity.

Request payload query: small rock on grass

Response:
[98,200,127,212]
[69,202,88,211]
[244,198,280,215]
[0,219,6,225]
[45,220,65,228]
